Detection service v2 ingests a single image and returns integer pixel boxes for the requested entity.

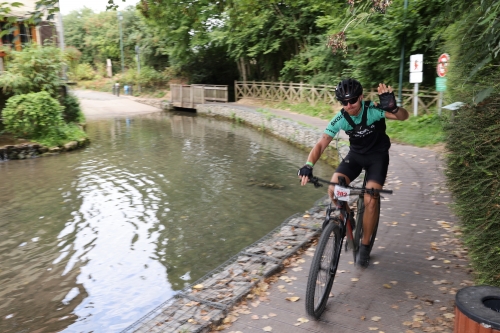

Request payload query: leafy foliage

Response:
[70,63,96,81]
[2,91,64,138]
[444,97,500,286]
[61,93,85,123]
[0,44,64,97]
[3,91,87,146]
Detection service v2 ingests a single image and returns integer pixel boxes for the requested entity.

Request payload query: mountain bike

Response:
[304,175,392,319]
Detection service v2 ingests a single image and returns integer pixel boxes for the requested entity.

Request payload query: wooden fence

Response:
[170,84,228,109]
[235,81,439,114]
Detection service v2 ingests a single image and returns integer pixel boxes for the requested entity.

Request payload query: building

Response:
[0,0,60,54]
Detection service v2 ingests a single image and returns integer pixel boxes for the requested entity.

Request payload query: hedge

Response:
[445,96,500,286]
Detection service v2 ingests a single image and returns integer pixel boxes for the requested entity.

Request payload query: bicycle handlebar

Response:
[308,176,393,194]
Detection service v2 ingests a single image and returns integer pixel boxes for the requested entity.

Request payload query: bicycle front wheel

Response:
[305,219,342,319]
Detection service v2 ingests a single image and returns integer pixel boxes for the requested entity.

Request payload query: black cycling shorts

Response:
[335,150,390,186]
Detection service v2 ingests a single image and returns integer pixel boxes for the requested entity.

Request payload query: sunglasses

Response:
[339,96,359,106]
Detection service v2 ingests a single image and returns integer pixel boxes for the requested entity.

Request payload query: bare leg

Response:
[328,172,352,217]
[361,180,382,245]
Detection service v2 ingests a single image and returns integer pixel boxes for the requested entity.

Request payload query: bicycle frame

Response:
[322,176,357,263]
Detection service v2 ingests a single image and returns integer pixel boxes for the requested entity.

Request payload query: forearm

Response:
[393,107,409,120]
[306,134,332,165]
[306,145,324,165]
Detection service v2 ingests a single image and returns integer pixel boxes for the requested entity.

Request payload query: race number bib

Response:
[334,185,350,201]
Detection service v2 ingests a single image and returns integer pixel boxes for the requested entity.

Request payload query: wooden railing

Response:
[235,81,439,114]
[170,84,228,109]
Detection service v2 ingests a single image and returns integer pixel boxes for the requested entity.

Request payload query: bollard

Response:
[455,286,500,333]
[115,83,120,97]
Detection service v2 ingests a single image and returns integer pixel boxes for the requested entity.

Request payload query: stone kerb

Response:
[0,138,90,161]
[196,104,321,149]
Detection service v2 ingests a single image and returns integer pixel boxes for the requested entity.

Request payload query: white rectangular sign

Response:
[334,185,350,202]
[410,54,423,73]
[410,72,423,83]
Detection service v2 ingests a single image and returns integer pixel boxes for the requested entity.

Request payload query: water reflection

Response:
[0,112,334,332]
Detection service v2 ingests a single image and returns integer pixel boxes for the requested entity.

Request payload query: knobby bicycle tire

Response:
[354,196,380,252]
[305,219,341,319]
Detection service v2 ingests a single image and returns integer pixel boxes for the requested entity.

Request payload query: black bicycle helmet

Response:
[335,78,363,100]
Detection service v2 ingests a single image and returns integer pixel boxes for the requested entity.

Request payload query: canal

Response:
[0,111,334,332]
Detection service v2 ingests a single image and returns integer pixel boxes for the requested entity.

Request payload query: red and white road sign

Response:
[437,53,450,77]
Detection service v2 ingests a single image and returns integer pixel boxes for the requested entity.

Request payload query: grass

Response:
[272,101,336,120]
[34,124,88,147]
[386,113,446,147]
[246,99,446,147]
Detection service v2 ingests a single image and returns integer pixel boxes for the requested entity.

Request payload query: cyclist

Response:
[298,78,409,267]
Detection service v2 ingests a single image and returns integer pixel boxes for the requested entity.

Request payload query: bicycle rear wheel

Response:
[354,196,380,252]
[305,219,342,319]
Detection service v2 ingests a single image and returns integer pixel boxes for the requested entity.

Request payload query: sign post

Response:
[436,53,450,116]
[409,54,423,116]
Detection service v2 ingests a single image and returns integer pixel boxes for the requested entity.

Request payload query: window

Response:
[0,22,15,48]
[19,23,32,45]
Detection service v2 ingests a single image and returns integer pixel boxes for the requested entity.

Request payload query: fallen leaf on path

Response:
[390,281,398,285]
[368,327,378,331]
[192,284,204,290]
[286,296,300,302]
[383,284,392,289]
[263,326,272,332]
[268,313,277,317]
[371,316,381,322]
[251,315,259,320]
[262,315,269,319]
[351,278,359,282]
[297,317,309,323]
[426,256,436,261]
[443,313,455,319]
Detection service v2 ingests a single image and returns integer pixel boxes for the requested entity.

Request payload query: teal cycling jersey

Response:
[324,100,391,154]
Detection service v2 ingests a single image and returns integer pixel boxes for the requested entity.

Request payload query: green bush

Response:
[445,97,500,286]
[0,44,63,97]
[71,63,96,81]
[61,93,85,123]
[3,92,65,138]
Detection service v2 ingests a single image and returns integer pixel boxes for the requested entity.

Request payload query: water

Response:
[0,112,334,332]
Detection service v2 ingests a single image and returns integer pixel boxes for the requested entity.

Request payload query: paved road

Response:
[73,89,161,120]
[212,106,470,333]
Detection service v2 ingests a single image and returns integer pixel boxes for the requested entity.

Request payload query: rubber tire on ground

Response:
[354,196,380,252]
[305,219,341,319]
